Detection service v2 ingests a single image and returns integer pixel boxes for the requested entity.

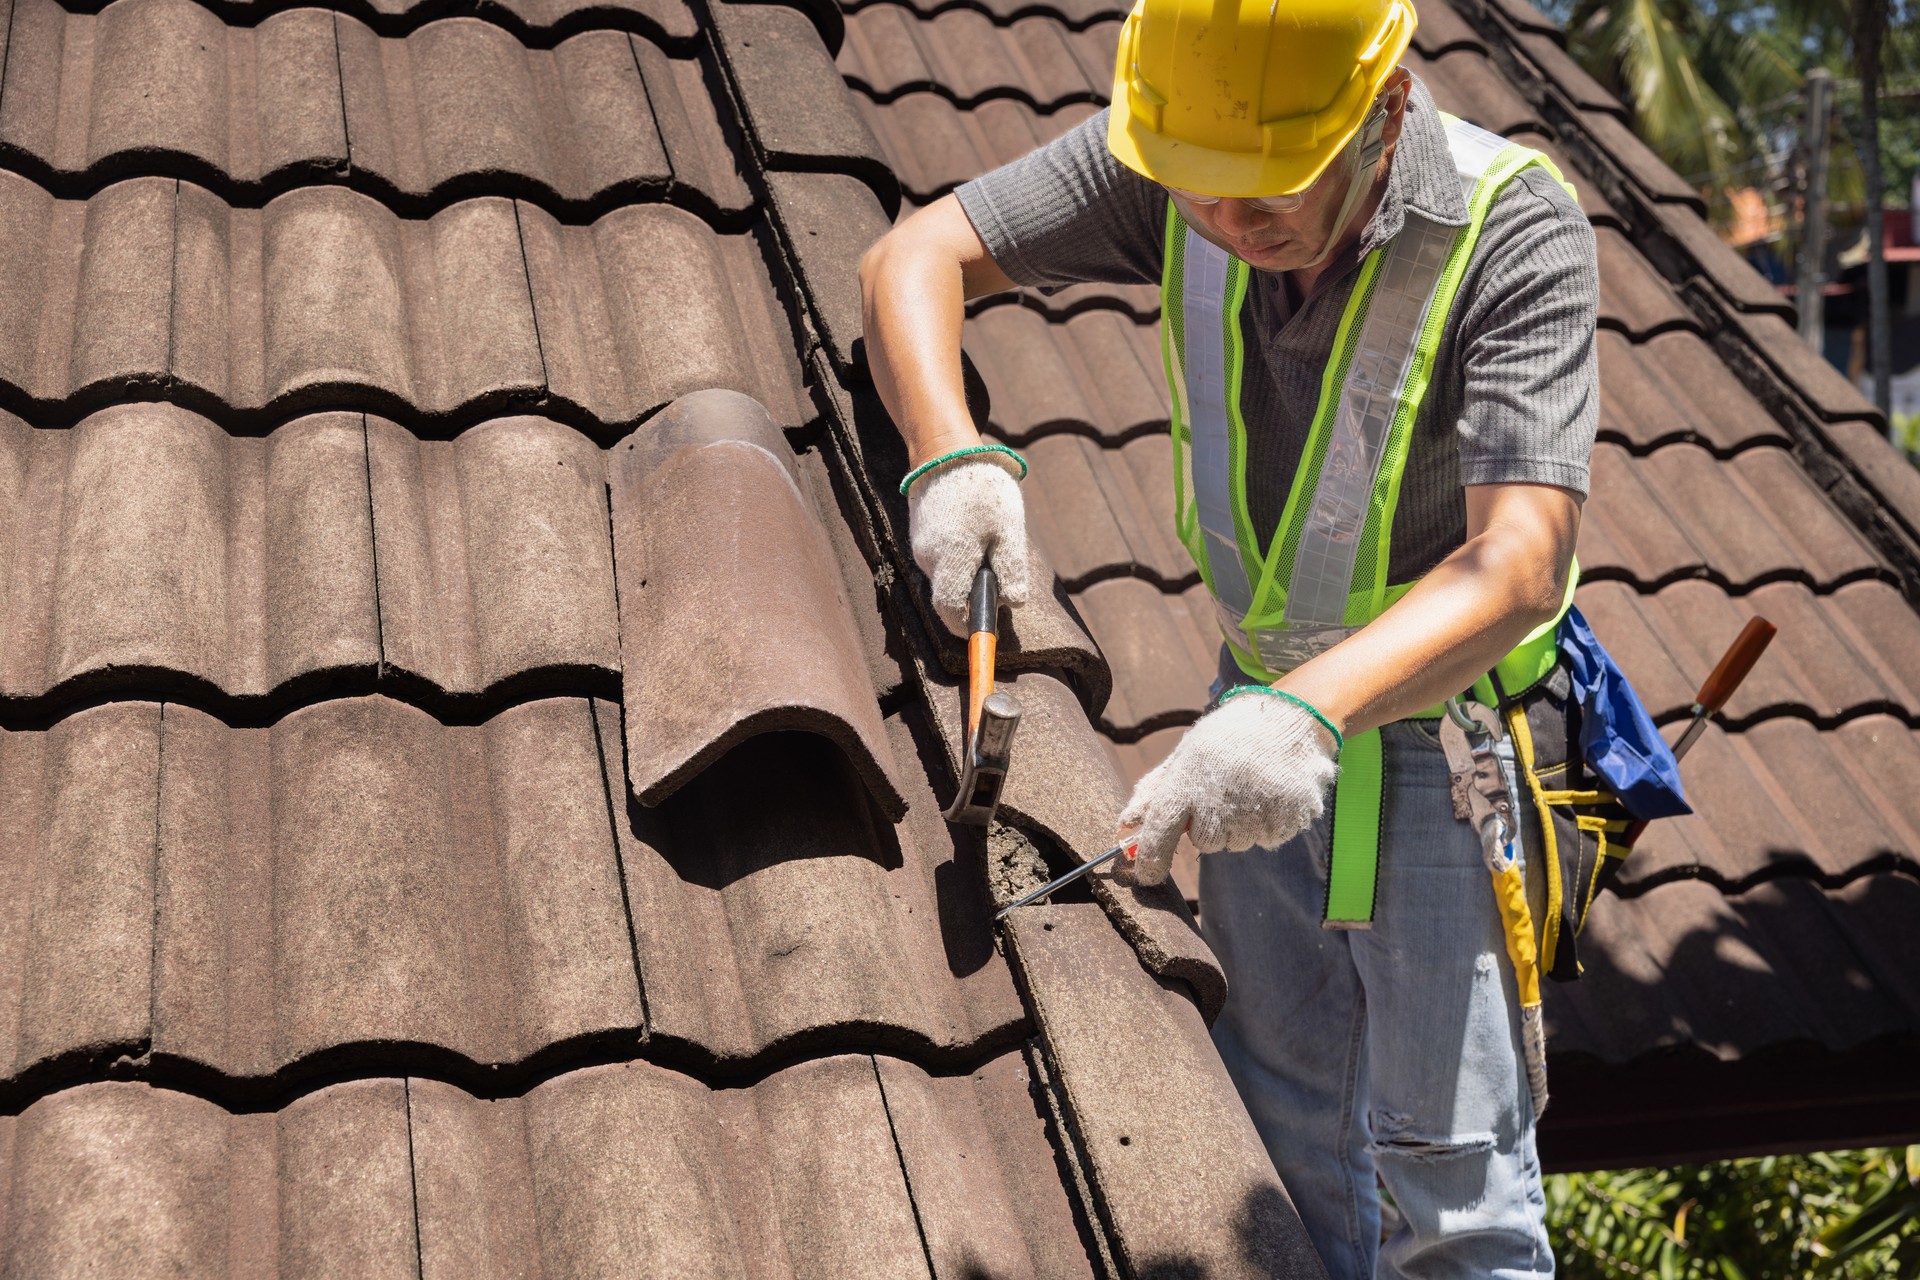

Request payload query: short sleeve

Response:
[954,109,1170,289]
[1453,167,1600,496]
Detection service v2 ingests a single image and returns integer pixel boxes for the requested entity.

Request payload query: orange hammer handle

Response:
[966,631,997,743]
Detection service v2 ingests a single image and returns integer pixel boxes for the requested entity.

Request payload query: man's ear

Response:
[1378,68,1413,163]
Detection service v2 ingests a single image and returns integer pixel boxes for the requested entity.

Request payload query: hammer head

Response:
[944,690,1021,825]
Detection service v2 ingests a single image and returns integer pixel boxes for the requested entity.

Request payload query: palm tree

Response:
[1554,0,1800,219]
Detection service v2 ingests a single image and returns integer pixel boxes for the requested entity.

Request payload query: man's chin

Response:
[1234,241,1302,271]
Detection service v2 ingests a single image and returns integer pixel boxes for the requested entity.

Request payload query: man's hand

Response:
[908,457,1031,625]
[1116,692,1339,885]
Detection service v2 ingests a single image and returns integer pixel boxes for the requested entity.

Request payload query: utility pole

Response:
[1796,68,1833,349]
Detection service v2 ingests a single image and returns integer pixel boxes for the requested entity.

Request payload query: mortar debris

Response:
[986,822,1052,908]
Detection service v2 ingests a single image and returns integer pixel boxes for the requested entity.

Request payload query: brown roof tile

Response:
[1405,45,1545,136]
[711,0,896,206]
[1074,577,1217,736]
[0,0,750,218]
[856,92,1096,201]
[1596,331,1792,451]
[610,389,907,819]
[843,0,1128,25]
[964,301,1167,445]
[5,1047,1093,1275]
[1006,904,1324,1277]
[838,4,1116,108]
[1022,431,1193,588]
[1580,442,1882,589]
[0,173,807,427]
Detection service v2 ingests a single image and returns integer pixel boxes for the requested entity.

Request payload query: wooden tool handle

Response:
[962,564,1000,743]
[1622,615,1776,848]
[1694,617,1776,715]
[966,631,997,743]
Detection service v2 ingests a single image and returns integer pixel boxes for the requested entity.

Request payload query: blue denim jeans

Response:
[1199,719,1554,1279]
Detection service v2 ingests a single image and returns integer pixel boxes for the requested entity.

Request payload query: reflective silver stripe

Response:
[1443,117,1510,203]
[1182,227,1255,621]
[1280,212,1456,633]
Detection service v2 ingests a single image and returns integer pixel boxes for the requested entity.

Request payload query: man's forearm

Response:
[1277,491,1579,736]
[858,196,1015,467]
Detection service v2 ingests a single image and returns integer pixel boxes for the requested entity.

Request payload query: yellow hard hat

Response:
[1108,0,1416,198]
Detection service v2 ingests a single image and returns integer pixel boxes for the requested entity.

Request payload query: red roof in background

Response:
[831,0,1920,1169]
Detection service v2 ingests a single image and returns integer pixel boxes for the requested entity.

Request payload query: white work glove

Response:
[1117,690,1340,886]
[907,455,1031,626]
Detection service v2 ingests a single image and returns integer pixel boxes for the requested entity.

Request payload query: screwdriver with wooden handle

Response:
[1622,615,1777,847]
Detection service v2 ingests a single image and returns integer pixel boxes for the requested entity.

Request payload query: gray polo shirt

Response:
[956,78,1599,587]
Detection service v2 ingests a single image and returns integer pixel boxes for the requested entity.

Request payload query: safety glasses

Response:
[1164,102,1390,214]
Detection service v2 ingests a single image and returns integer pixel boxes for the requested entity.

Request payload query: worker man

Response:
[861,0,1596,1272]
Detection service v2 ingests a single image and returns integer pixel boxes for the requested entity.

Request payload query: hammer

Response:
[945,563,1021,825]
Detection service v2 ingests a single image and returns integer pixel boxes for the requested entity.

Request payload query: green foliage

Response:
[1547,1147,1920,1278]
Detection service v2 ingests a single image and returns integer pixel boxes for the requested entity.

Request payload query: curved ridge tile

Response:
[596,703,1026,1065]
[610,389,907,822]
[367,415,621,699]
[963,303,1167,445]
[0,172,806,429]
[0,404,379,705]
[968,280,1161,321]
[837,4,1117,109]
[1580,442,1881,590]
[856,90,1096,201]
[1005,904,1322,1276]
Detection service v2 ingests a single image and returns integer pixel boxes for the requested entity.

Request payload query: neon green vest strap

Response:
[1160,116,1577,927]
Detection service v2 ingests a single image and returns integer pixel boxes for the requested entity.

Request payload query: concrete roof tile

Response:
[601,701,1026,1065]
[610,389,906,819]
[1595,227,1696,336]
[1406,45,1545,136]
[839,5,1116,108]
[1580,442,1881,589]
[713,1,896,203]
[0,703,163,1087]
[1006,904,1323,1277]
[764,168,894,370]
[146,696,645,1081]
[1023,433,1193,588]
[367,416,621,700]
[857,91,1096,202]
[876,1050,1098,1278]
[965,302,1168,445]
[1074,577,1217,737]
[1596,331,1792,451]
[0,172,806,428]
[0,406,379,705]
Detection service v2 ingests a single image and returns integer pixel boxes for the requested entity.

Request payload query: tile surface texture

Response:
[829,0,1920,1168]
[0,0,1295,1269]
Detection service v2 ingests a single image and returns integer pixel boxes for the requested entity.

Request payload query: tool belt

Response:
[1490,661,1634,984]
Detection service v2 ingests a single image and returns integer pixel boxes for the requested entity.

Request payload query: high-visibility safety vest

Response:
[1161,114,1576,926]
